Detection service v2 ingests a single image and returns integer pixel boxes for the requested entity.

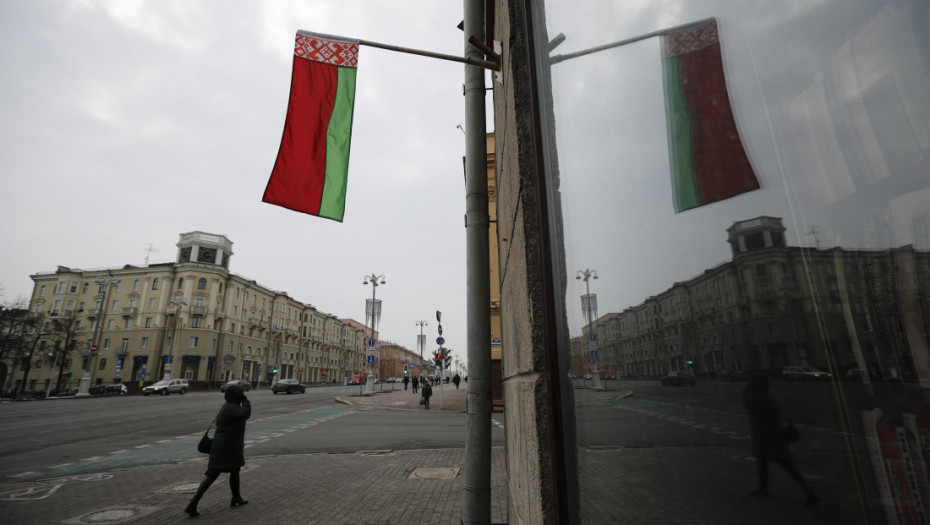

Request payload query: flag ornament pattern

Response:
[263,31,360,222]
[660,19,760,213]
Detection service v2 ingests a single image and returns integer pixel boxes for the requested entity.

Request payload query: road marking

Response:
[10,404,363,483]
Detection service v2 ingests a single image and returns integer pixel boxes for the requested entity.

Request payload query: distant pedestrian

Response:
[421,380,433,410]
[185,385,251,517]
[742,374,819,507]
[412,376,419,394]
[403,375,409,390]
[452,374,461,389]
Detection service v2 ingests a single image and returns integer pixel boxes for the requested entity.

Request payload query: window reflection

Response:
[541,0,930,522]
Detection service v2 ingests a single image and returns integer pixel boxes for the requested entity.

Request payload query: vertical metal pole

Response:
[77,274,118,396]
[463,0,491,522]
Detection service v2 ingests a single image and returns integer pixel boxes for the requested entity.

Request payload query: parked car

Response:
[782,366,832,382]
[716,369,748,382]
[272,379,306,394]
[142,378,189,396]
[661,370,696,386]
[844,368,867,381]
[90,383,127,395]
[219,379,253,393]
[350,374,367,385]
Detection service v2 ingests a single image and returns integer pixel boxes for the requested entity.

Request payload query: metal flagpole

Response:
[548,17,716,65]
[462,0,491,522]
[358,38,498,71]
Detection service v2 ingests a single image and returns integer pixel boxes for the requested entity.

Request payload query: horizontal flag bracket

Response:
[359,37,500,71]
[549,17,716,65]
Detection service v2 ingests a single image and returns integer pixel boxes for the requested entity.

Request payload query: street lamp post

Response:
[77,274,121,396]
[162,296,187,381]
[363,273,385,395]
[415,319,428,368]
[577,268,603,389]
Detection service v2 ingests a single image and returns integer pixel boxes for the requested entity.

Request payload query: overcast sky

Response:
[0,1,482,364]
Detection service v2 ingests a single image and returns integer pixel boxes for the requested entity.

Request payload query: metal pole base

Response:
[75,374,92,397]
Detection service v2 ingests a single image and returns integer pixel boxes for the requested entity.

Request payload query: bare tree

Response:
[42,312,81,396]
[0,299,43,394]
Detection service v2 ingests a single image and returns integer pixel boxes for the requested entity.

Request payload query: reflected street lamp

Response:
[577,268,603,389]
[363,273,385,395]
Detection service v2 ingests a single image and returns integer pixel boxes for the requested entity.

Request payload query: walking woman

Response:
[742,374,819,507]
[185,384,251,517]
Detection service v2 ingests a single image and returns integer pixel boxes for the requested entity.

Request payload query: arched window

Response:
[152,278,160,290]
[198,278,207,290]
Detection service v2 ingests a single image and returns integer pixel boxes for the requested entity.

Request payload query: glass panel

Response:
[537,1,930,523]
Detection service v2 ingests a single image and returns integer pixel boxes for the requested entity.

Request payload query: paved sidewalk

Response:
[1,384,507,525]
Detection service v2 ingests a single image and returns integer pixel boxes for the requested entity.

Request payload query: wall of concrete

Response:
[492,1,575,522]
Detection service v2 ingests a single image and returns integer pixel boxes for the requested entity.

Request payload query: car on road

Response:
[782,366,832,382]
[716,369,748,382]
[271,379,306,394]
[661,370,696,386]
[350,374,366,385]
[142,378,189,396]
[220,379,253,393]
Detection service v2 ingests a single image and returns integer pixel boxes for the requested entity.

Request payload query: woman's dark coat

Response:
[421,383,433,399]
[208,385,251,471]
[742,375,789,462]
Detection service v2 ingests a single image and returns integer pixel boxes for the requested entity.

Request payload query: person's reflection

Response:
[742,374,819,507]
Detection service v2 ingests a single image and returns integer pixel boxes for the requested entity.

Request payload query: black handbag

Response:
[784,422,800,443]
[198,419,215,454]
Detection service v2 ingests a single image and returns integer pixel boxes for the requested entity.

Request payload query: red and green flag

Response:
[660,19,759,213]
[263,31,359,222]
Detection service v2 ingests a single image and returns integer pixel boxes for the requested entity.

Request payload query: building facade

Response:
[597,217,930,381]
[7,232,371,393]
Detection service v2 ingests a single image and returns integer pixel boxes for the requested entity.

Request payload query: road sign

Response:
[367,355,375,363]
[590,350,598,358]
[90,345,98,353]
[436,337,445,345]
[438,325,443,335]
[114,370,121,379]
[589,334,597,341]
[368,338,376,347]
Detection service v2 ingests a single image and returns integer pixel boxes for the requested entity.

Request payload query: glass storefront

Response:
[533,1,930,522]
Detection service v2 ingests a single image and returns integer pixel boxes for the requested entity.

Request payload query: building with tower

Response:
[5,231,372,394]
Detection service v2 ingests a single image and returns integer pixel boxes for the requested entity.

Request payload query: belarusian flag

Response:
[263,31,359,222]
[660,19,759,213]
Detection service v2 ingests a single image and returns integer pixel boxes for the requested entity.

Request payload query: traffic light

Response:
[434,351,443,367]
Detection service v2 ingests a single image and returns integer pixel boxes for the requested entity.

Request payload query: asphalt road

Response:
[0,385,504,484]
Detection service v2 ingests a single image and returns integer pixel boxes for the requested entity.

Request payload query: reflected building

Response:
[598,216,930,385]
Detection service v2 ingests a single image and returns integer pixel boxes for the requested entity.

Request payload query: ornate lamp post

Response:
[577,268,603,389]
[416,319,428,370]
[162,296,187,381]
[363,273,385,395]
